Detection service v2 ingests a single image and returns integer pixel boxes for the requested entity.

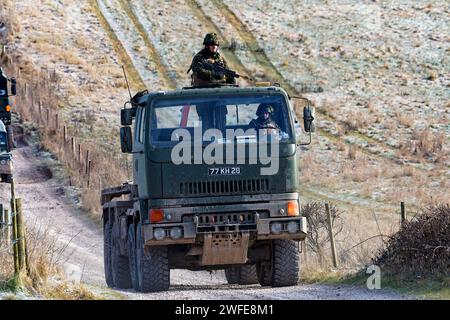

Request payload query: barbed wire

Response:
[342,234,393,255]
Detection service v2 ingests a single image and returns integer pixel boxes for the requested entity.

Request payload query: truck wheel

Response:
[224,266,239,284]
[238,265,258,285]
[271,240,299,287]
[256,261,273,287]
[7,126,14,150]
[103,219,114,288]
[111,220,132,289]
[225,265,258,285]
[136,223,170,292]
[127,223,139,291]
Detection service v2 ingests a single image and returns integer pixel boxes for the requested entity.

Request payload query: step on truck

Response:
[101,84,315,292]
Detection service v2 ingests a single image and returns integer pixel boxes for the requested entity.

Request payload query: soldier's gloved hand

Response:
[212,71,224,80]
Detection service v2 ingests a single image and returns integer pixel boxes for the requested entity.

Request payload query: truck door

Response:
[133,107,146,188]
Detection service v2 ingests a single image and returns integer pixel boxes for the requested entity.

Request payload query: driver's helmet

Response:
[256,104,275,117]
[203,33,220,46]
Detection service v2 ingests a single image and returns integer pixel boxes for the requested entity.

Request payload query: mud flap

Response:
[201,232,249,266]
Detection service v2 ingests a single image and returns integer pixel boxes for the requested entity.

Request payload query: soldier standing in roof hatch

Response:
[188,33,235,86]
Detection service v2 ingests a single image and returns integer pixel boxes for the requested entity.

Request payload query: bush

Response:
[301,202,343,265]
[375,204,450,278]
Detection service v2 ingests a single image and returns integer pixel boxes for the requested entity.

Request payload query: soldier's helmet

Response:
[203,33,220,46]
[256,104,275,117]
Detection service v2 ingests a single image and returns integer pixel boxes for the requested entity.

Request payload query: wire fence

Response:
[0,198,28,275]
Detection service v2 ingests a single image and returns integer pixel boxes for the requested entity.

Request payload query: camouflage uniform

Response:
[249,104,280,130]
[189,33,234,86]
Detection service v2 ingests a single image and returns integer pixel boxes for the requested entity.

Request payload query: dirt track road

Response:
[1,142,412,300]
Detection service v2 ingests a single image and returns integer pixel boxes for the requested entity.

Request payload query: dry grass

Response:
[0,218,98,299]
[395,111,414,128]
[342,111,368,132]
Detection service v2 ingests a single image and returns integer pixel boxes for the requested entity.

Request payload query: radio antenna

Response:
[122,65,133,102]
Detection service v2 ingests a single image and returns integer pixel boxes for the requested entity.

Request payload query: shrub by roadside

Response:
[375,204,449,279]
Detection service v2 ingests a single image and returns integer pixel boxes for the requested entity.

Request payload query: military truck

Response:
[0,67,16,148]
[0,120,12,183]
[101,84,315,292]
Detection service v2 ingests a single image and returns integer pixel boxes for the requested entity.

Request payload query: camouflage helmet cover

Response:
[256,104,275,116]
[203,33,220,46]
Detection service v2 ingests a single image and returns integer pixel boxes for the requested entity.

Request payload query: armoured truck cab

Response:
[102,85,315,292]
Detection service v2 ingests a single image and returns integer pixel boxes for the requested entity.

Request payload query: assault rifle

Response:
[197,61,254,82]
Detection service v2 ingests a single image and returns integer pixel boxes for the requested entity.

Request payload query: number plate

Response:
[208,167,241,176]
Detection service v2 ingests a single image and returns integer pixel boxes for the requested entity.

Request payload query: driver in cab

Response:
[249,104,280,130]
[249,104,289,140]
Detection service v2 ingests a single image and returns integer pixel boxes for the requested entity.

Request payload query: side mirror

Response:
[10,78,16,96]
[303,105,315,133]
[120,127,133,153]
[121,108,136,126]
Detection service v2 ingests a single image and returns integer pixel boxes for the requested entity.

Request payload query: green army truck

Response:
[0,67,16,149]
[101,84,315,292]
[0,120,12,183]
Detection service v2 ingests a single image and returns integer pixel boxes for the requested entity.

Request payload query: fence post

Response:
[15,198,27,272]
[38,101,42,123]
[400,202,406,225]
[4,209,10,246]
[325,203,339,268]
[63,126,66,145]
[87,160,92,189]
[55,113,59,130]
[12,207,19,275]
[71,137,75,155]
[0,203,3,240]
[85,150,90,174]
[10,180,19,274]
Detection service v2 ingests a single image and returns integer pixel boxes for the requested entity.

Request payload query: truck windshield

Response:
[150,94,293,146]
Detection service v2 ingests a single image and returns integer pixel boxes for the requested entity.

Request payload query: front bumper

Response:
[143,215,307,246]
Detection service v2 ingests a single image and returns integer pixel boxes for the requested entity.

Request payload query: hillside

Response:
[0,0,448,298]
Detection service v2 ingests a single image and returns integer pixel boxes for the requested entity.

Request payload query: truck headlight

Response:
[270,222,283,234]
[153,228,166,240]
[170,227,183,240]
[287,221,299,234]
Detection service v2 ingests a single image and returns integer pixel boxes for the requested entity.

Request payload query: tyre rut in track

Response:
[95,0,170,90]
[117,0,177,90]
[88,0,146,90]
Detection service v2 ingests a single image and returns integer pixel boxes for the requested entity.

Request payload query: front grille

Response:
[180,179,269,196]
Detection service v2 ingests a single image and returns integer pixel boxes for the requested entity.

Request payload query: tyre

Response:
[271,240,299,287]
[103,219,114,288]
[256,240,300,287]
[7,126,14,150]
[111,220,132,289]
[256,261,272,287]
[237,264,258,285]
[127,223,139,291]
[225,265,258,285]
[224,266,239,284]
[136,223,170,292]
